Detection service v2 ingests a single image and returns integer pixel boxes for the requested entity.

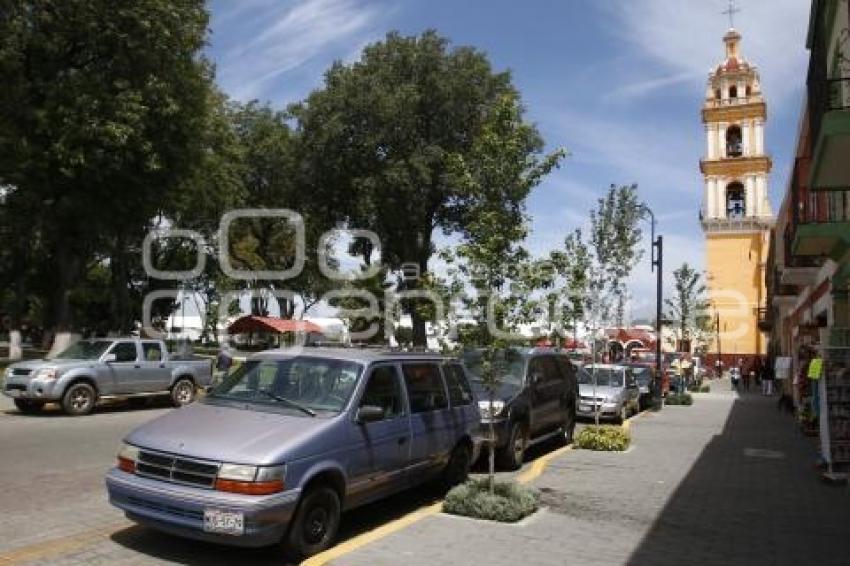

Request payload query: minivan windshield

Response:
[578,367,624,387]
[209,357,362,415]
[54,340,113,360]
[461,349,526,386]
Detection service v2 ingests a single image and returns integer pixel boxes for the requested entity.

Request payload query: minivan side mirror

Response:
[355,405,385,424]
[103,353,117,363]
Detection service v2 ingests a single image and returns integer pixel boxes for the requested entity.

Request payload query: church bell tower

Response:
[700,26,773,360]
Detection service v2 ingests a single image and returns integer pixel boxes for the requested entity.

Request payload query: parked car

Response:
[2,338,212,416]
[106,348,482,560]
[576,364,640,423]
[461,347,577,470]
[626,363,654,410]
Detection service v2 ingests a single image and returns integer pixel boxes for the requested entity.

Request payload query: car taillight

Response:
[117,443,139,474]
[214,464,286,495]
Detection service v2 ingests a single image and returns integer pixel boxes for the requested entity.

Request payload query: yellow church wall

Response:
[705,231,768,356]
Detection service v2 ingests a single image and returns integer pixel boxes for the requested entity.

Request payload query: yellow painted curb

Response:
[307,442,576,565]
[516,445,572,484]
[302,501,444,566]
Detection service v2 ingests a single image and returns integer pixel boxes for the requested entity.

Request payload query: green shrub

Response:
[574,425,631,451]
[699,384,711,393]
[665,393,694,406]
[443,479,538,523]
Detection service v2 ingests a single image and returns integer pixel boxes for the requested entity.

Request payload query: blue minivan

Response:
[106,348,482,561]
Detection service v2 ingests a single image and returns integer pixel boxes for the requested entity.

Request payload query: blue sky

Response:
[206,0,810,319]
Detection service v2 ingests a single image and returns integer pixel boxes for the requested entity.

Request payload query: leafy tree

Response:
[666,263,709,352]
[589,184,644,327]
[0,0,215,333]
[293,31,562,347]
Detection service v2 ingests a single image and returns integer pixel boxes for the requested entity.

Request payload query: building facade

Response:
[764,0,850,474]
[700,28,773,366]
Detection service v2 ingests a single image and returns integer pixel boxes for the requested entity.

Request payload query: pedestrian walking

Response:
[761,363,775,396]
[215,344,233,384]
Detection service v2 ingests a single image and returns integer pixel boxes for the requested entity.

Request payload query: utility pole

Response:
[653,235,663,410]
[640,204,664,411]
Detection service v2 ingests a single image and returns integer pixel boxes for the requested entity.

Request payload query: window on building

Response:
[729,85,738,99]
[715,88,721,100]
[726,125,743,157]
[726,182,746,218]
[745,85,752,97]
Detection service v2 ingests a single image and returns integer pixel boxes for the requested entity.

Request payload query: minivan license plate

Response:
[203,509,244,535]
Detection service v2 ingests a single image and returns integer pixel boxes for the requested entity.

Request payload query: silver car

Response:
[575,364,640,423]
[106,348,481,561]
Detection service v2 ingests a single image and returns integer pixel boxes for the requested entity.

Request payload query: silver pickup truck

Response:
[2,338,213,416]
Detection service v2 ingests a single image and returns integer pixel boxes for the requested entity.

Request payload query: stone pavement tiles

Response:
[333,389,850,566]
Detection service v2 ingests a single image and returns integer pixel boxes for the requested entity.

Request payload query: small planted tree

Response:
[666,263,709,352]
[553,185,645,425]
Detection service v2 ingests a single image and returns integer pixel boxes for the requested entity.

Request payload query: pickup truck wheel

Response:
[496,421,527,471]
[170,379,196,407]
[61,383,96,416]
[14,399,44,414]
[284,486,341,562]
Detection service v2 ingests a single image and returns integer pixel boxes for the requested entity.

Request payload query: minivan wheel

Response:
[14,399,44,414]
[61,382,96,416]
[284,486,341,562]
[442,443,472,489]
[170,378,196,407]
[497,421,527,470]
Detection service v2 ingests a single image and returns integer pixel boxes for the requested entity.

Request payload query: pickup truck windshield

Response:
[54,340,113,360]
[209,357,362,414]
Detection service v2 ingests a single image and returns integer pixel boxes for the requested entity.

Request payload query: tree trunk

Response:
[409,253,430,349]
[51,252,77,332]
[110,235,131,333]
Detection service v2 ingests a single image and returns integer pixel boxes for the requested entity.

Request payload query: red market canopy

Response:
[227,315,323,335]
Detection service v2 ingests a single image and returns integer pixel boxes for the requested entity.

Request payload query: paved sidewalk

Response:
[333,385,850,566]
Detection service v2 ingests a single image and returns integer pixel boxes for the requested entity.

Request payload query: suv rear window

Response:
[443,364,473,406]
[401,363,448,413]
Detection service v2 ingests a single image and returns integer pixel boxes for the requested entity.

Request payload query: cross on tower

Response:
[722,0,741,28]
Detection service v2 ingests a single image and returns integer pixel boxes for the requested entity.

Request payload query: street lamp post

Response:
[640,205,664,411]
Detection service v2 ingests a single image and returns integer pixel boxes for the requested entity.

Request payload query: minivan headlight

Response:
[215,464,286,495]
[478,400,506,419]
[117,443,139,474]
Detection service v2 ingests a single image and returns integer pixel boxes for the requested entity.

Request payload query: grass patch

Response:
[665,392,694,406]
[443,479,538,523]
[575,425,631,451]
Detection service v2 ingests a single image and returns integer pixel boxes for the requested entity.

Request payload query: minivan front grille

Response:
[136,450,220,489]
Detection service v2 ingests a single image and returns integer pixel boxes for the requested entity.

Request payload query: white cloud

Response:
[602,0,809,106]
[603,70,700,103]
[212,0,388,101]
